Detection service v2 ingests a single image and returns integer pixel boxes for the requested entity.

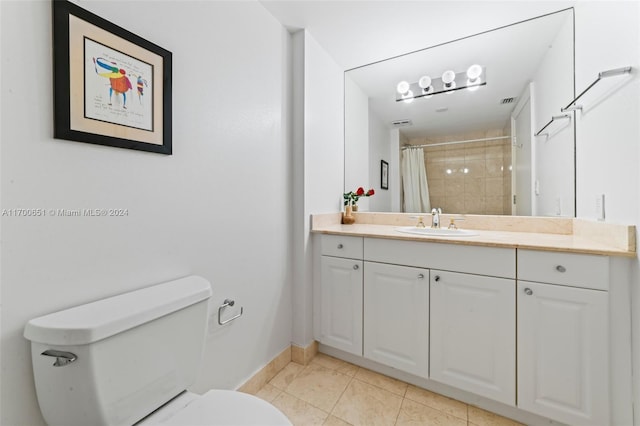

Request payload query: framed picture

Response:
[381,160,389,190]
[53,1,172,154]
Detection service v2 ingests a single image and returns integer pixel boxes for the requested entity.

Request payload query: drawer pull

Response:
[555,265,567,273]
[434,275,440,282]
[337,244,344,249]
[524,287,533,296]
[417,273,424,279]
[353,264,359,270]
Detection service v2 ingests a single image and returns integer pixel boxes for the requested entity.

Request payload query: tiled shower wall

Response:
[409,130,512,215]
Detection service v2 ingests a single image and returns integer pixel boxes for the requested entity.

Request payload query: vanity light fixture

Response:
[402,90,414,103]
[442,70,457,93]
[397,81,410,96]
[466,64,482,92]
[395,66,486,102]
[418,76,434,98]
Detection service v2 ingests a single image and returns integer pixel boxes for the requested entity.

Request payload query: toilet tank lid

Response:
[24,276,212,346]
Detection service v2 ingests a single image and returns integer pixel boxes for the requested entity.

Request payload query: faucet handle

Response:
[409,216,426,228]
[448,217,466,230]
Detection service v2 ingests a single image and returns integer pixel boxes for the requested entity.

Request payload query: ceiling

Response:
[260,1,574,70]
[346,10,571,138]
[260,1,574,140]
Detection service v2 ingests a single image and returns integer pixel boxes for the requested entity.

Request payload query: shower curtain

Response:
[401,147,431,213]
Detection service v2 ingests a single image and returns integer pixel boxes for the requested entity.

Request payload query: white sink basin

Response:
[396,226,479,237]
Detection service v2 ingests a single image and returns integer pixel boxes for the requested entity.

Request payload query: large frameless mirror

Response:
[344,9,575,217]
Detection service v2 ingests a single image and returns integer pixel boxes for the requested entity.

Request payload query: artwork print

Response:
[85,38,153,131]
[381,160,389,190]
[53,1,172,154]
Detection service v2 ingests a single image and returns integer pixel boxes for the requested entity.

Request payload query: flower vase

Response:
[352,205,358,212]
[342,204,356,224]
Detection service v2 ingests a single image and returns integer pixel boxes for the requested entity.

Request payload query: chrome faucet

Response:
[431,208,442,229]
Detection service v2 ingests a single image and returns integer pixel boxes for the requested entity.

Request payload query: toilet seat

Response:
[140,390,292,426]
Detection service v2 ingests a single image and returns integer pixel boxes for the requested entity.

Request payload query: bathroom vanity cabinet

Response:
[363,261,429,378]
[316,233,624,426]
[430,270,516,406]
[319,235,363,355]
[516,250,610,426]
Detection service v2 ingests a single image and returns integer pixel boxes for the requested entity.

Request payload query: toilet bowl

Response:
[24,276,291,426]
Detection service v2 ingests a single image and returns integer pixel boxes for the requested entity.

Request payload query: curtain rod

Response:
[402,135,510,150]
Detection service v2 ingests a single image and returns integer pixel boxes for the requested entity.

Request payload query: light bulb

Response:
[422,85,434,97]
[467,64,482,81]
[418,76,432,89]
[402,90,414,103]
[445,81,457,93]
[397,81,410,95]
[442,70,456,87]
[466,77,481,91]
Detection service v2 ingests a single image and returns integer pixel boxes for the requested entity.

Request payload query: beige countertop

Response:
[311,213,637,257]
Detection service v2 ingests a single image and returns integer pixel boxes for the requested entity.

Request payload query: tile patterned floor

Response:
[244,354,524,426]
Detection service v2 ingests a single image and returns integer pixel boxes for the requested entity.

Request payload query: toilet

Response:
[23,276,292,426]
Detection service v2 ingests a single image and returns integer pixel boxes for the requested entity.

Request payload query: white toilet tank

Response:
[24,276,213,426]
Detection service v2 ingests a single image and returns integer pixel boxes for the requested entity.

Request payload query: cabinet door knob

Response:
[417,273,424,279]
[524,287,533,296]
[337,244,344,249]
[434,275,440,282]
[353,264,359,270]
[555,265,566,273]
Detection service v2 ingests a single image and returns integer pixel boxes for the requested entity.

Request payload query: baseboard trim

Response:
[237,346,291,394]
[237,341,318,394]
[292,340,319,365]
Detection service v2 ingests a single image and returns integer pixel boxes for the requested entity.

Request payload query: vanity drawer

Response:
[321,235,363,259]
[364,237,515,278]
[517,250,609,290]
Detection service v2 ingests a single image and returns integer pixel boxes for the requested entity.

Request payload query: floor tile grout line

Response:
[327,371,357,420]
[350,375,407,398]
[276,361,480,425]
[267,360,521,426]
[280,389,332,422]
[396,393,470,423]
[393,395,405,425]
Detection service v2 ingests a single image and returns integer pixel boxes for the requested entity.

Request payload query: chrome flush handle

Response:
[41,349,77,367]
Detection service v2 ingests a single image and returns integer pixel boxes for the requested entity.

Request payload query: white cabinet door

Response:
[517,281,609,426]
[430,270,516,405]
[320,256,363,355]
[363,262,429,378]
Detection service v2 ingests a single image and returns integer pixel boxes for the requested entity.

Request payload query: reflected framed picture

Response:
[381,160,389,190]
[53,1,172,154]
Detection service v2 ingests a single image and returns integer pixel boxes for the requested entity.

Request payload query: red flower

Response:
[356,187,365,196]
[367,189,375,196]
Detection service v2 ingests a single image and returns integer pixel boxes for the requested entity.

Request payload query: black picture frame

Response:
[52,0,172,154]
[381,160,389,190]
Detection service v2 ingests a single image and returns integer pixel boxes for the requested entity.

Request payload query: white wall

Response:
[291,30,343,347]
[368,109,391,212]
[344,74,369,203]
[531,14,575,217]
[0,1,292,425]
[390,129,403,212]
[572,2,640,423]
